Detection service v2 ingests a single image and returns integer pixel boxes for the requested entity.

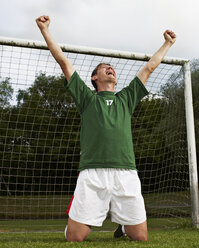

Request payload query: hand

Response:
[163,30,176,45]
[36,15,50,31]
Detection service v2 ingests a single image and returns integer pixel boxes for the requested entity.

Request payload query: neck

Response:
[97,81,115,92]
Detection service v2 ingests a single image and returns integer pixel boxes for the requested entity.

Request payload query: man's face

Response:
[97,64,117,82]
[92,64,117,86]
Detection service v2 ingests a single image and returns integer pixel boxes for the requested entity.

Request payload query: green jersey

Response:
[64,71,149,171]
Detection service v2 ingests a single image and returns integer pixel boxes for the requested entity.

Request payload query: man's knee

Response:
[66,227,90,242]
[125,221,148,242]
[66,218,90,242]
[128,232,147,242]
[67,230,86,242]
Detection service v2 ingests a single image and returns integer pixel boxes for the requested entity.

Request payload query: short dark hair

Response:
[91,63,111,91]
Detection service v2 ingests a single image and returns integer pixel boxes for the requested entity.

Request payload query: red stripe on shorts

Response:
[66,194,74,215]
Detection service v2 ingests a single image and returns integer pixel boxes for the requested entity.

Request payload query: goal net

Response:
[0,37,198,231]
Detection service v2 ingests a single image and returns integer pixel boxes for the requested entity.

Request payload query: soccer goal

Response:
[0,37,198,231]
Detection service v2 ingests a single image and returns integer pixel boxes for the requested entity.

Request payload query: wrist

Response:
[164,40,173,49]
[165,39,175,47]
[40,26,49,35]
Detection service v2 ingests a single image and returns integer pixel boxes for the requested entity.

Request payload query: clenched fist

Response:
[36,15,50,31]
[163,30,176,45]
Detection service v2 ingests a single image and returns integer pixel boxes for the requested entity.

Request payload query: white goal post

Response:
[0,36,198,229]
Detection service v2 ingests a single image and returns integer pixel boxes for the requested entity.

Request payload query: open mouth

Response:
[106,71,114,76]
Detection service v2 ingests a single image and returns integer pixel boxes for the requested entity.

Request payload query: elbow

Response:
[57,57,70,73]
[137,60,158,84]
[146,61,156,74]
[56,55,67,68]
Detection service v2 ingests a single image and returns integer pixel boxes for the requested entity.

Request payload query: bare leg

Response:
[66,217,91,242]
[124,221,147,241]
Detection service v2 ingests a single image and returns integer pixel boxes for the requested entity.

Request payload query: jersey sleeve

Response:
[64,71,94,114]
[117,76,149,115]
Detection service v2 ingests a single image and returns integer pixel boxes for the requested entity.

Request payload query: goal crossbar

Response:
[0,36,188,65]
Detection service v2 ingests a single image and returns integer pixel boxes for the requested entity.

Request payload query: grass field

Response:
[0,191,196,247]
[1,219,199,248]
[0,228,199,248]
[0,218,192,232]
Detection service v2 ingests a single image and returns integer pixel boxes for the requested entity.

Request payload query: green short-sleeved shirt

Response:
[64,71,149,171]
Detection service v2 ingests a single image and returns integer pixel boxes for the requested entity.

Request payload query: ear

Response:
[91,75,97,81]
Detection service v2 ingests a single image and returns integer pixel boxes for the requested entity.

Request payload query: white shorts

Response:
[69,168,146,227]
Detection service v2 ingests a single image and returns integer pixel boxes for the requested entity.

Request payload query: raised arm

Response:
[137,30,176,85]
[36,15,75,82]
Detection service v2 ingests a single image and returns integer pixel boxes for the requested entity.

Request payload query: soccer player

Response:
[36,15,176,242]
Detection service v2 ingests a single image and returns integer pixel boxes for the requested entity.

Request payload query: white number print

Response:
[105,100,113,106]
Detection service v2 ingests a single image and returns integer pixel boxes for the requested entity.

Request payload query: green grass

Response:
[0,218,192,233]
[0,228,199,248]
[0,219,197,248]
[0,191,195,247]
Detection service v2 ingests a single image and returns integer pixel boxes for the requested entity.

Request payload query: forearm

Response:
[147,40,172,72]
[137,30,176,85]
[137,41,172,84]
[40,28,75,81]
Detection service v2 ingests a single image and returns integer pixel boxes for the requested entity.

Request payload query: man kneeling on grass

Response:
[36,15,176,242]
